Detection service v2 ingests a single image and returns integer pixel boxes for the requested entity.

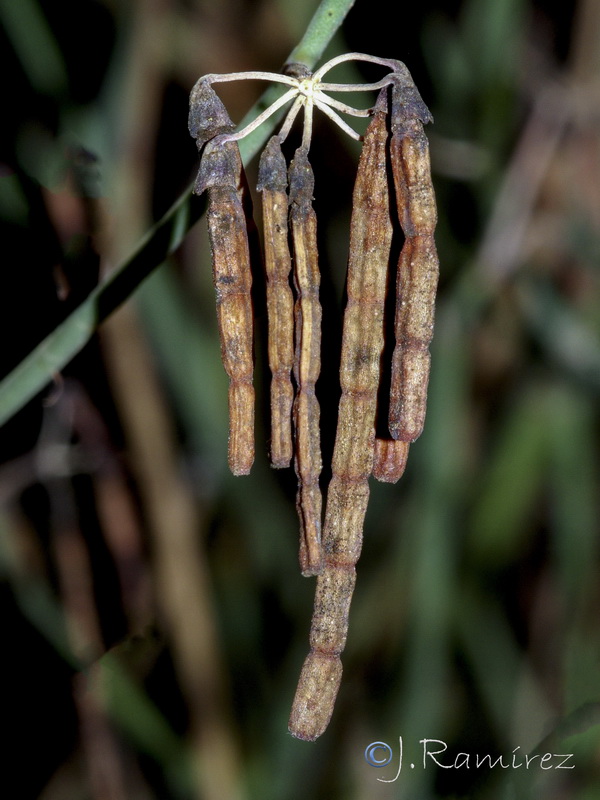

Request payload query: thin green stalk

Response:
[286,0,356,68]
[0,0,356,430]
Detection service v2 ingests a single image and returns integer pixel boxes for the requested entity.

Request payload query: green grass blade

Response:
[0,189,205,428]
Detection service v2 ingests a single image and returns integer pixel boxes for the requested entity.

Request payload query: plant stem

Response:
[0,0,356,429]
[286,0,356,69]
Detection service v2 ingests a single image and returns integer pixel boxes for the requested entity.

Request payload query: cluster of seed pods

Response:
[189,54,439,740]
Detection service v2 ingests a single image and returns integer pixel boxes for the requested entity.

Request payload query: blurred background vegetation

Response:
[1,0,599,798]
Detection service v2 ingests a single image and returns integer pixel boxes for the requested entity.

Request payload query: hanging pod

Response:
[188,54,438,739]
[257,137,295,471]
[288,147,324,577]
[289,90,393,740]
[190,82,255,476]
[388,73,439,444]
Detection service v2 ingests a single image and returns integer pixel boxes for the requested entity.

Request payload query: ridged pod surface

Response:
[372,438,410,483]
[192,86,255,475]
[289,148,324,577]
[289,92,393,740]
[257,137,295,470]
[388,78,439,443]
[189,57,439,740]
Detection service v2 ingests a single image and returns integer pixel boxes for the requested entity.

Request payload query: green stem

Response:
[286,0,356,68]
[0,0,356,429]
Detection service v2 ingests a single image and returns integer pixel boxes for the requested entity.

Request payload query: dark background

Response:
[1,1,599,798]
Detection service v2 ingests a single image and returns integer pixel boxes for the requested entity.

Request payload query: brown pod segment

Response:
[194,136,255,476]
[257,137,295,470]
[388,77,439,443]
[372,438,410,483]
[189,55,439,740]
[289,91,393,740]
[289,147,324,578]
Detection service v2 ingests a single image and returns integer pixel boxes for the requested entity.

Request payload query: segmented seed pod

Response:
[289,92,392,740]
[188,56,439,742]
[388,76,439,443]
[372,438,410,483]
[189,78,235,148]
[257,137,295,470]
[289,147,324,578]
[190,80,255,475]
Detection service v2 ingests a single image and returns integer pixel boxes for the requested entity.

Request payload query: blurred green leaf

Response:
[0,187,205,428]
[546,383,598,600]
[461,0,524,89]
[517,276,600,392]
[98,652,194,799]
[468,382,549,565]
[0,0,68,96]
[137,264,228,465]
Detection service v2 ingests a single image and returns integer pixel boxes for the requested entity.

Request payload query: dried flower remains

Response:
[189,53,439,740]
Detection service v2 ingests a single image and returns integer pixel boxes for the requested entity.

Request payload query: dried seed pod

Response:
[388,77,438,443]
[372,438,410,483]
[194,137,255,475]
[257,137,295,469]
[189,79,236,149]
[188,55,439,742]
[289,147,323,577]
[289,93,392,740]
[387,62,433,135]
